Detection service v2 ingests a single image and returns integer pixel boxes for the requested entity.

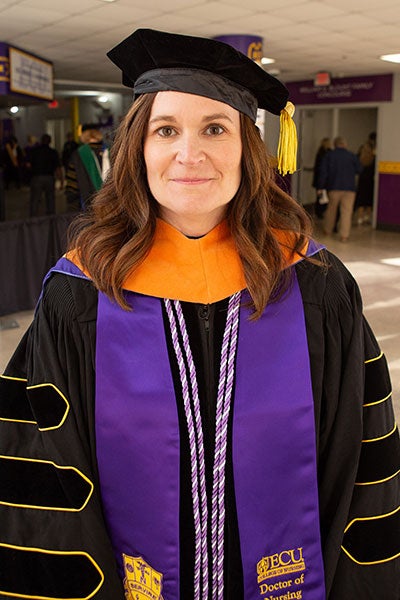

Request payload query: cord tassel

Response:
[277,101,297,175]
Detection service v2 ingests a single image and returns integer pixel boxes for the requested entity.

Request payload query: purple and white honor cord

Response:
[164,292,241,600]
[164,298,209,600]
[211,292,241,600]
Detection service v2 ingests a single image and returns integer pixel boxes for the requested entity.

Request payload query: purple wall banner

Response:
[213,35,263,62]
[9,46,53,100]
[286,74,393,105]
[0,42,53,100]
[0,42,10,96]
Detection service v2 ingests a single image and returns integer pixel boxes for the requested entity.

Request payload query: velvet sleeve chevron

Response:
[0,273,124,599]
[328,315,400,599]
[325,280,400,598]
[341,323,400,564]
[297,252,399,599]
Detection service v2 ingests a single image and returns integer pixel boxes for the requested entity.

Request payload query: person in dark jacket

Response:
[355,131,376,225]
[317,136,361,242]
[65,124,110,210]
[29,133,63,216]
[22,135,39,185]
[2,135,23,189]
[312,137,331,219]
[0,29,398,600]
[61,132,79,172]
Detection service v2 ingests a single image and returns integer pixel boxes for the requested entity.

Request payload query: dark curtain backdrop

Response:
[0,214,77,316]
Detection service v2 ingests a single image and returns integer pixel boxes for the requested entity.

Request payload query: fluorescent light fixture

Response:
[261,57,275,65]
[10,106,19,113]
[381,257,400,266]
[380,53,400,63]
[98,95,110,103]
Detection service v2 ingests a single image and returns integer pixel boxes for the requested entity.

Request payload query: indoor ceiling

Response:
[1,0,400,95]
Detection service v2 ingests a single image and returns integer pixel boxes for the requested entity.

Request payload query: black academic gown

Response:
[0,250,399,599]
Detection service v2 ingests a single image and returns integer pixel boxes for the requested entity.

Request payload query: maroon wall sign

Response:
[286,74,393,105]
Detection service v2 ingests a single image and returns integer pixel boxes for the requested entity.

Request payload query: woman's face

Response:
[144,91,242,236]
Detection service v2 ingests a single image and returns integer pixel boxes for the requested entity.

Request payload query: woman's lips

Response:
[171,178,214,184]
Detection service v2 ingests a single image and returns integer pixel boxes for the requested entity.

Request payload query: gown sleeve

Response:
[0,273,124,599]
[298,251,400,599]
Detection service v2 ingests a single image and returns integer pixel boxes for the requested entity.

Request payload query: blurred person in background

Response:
[317,136,361,242]
[2,135,23,189]
[355,131,376,225]
[29,133,63,216]
[61,131,79,173]
[312,137,331,219]
[22,135,39,185]
[65,124,110,210]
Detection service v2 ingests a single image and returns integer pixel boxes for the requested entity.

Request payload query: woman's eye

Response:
[206,124,225,136]
[157,126,176,137]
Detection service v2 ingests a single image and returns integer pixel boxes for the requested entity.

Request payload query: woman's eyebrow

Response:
[148,113,235,125]
[148,115,178,124]
[202,113,234,124]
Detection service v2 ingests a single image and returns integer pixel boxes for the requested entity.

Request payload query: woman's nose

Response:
[175,134,205,164]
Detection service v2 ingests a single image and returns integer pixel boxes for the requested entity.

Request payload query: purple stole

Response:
[48,256,326,599]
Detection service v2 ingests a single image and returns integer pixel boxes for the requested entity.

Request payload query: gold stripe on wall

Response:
[378,161,400,174]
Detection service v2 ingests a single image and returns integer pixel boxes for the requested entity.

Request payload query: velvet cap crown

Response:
[107,28,289,120]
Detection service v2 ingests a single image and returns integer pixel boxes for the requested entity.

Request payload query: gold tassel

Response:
[277,101,297,175]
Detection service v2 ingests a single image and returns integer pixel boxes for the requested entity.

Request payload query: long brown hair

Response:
[68,93,313,318]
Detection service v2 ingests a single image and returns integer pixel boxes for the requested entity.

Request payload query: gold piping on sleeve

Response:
[0,455,93,512]
[0,416,37,425]
[26,383,70,431]
[0,375,37,425]
[0,375,27,383]
[363,390,392,408]
[341,505,400,565]
[355,467,400,486]
[363,353,391,406]
[362,422,397,443]
[0,542,104,600]
[341,544,400,566]
[344,504,400,533]
[365,351,384,364]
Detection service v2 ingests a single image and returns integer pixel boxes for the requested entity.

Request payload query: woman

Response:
[355,132,376,225]
[3,135,23,189]
[0,29,399,600]
[312,137,331,219]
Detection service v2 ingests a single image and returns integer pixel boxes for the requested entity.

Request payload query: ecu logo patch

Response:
[123,553,164,600]
[257,547,306,582]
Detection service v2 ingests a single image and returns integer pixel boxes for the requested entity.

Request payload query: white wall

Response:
[338,107,377,154]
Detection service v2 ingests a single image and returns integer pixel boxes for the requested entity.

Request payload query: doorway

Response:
[294,106,378,207]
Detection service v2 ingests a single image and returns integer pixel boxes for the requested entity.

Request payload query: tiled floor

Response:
[1,217,399,420]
